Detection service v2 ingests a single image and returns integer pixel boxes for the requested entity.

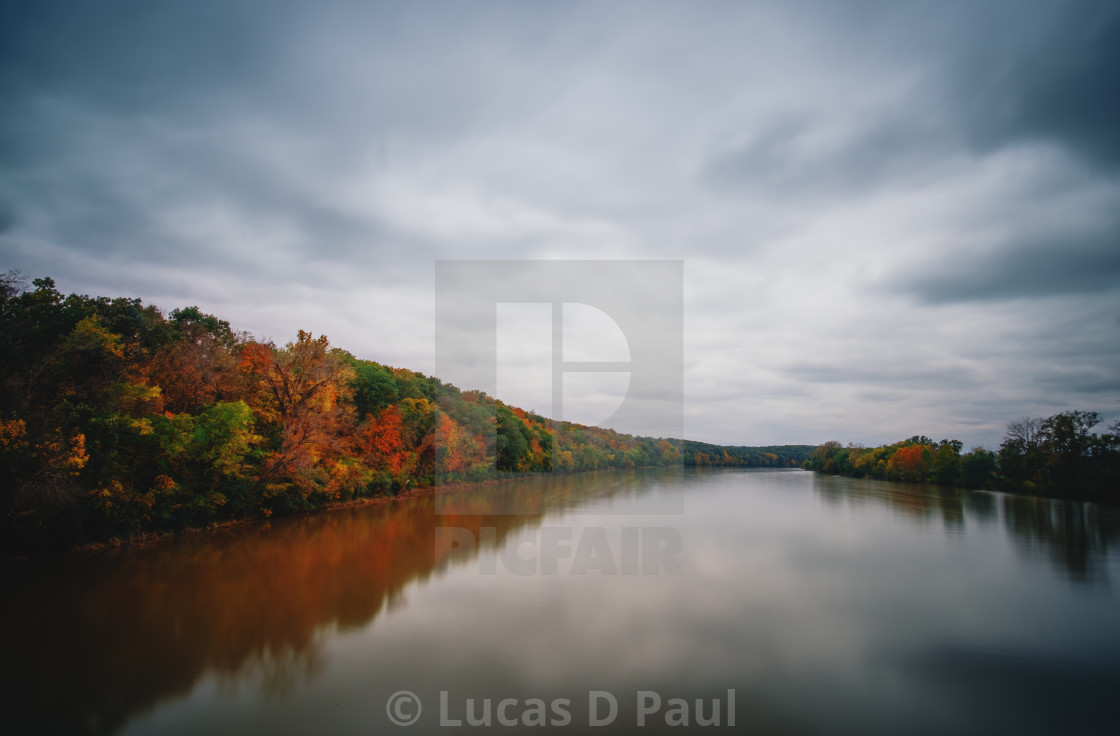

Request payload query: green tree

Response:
[998,417,1045,489]
[960,448,997,489]
[496,404,531,471]
[350,361,399,418]
[931,441,962,485]
[1039,410,1101,495]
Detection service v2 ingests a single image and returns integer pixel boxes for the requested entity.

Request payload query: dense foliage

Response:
[0,273,809,549]
[804,412,1120,502]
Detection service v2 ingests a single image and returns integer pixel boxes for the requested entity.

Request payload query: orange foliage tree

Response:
[239,331,367,503]
[887,444,932,482]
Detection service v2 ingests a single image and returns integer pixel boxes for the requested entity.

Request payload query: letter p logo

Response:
[435,260,683,514]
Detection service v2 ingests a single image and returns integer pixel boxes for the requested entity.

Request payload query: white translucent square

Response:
[496,302,552,417]
[562,302,630,362]
[560,371,631,427]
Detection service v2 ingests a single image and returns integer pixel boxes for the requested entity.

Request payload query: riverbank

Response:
[803,414,1120,506]
[7,473,536,561]
[7,466,701,561]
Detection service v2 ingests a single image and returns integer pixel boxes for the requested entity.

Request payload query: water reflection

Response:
[2,469,1118,736]
[0,469,672,736]
[813,473,980,529]
[1002,494,1120,584]
[962,487,998,521]
[812,473,1120,583]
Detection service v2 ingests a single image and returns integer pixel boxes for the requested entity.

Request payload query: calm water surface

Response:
[4,468,1120,735]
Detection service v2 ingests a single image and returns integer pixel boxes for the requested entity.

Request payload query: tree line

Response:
[803,411,1120,502]
[0,273,810,549]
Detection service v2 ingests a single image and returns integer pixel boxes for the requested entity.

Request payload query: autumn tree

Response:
[399,398,438,481]
[886,444,931,482]
[239,331,366,505]
[435,412,487,479]
[358,404,409,491]
[148,307,240,414]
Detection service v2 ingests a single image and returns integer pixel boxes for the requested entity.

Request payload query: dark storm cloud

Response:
[0,1,455,289]
[0,0,586,276]
[854,0,1120,312]
[953,0,1120,171]
[0,0,288,117]
[0,202,14,235]
[899,227,1120,303]
[1034,369,1120,397]
[699,0,1120,200]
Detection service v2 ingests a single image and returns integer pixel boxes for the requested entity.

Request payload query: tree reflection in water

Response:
[813,473,1120,583]
[1002,494,1120,583]
[5,468,1117,736]
[0,469,669,736]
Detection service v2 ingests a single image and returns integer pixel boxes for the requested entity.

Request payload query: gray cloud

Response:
[700,112,955,201]
[784,361,979,390]
[898,227,1120,303]
[952,1,1120,170]
[2,0,1118,448]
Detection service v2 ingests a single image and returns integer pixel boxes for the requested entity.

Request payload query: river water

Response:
[3,468,1119,735]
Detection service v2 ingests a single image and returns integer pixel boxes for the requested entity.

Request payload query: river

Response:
[3,468,1118,735]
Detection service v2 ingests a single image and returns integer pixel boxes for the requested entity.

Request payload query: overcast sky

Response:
[2,0,1118,448]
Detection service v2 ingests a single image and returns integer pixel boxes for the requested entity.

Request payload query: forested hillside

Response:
[0,273,809,549]
[804,412,1120,503]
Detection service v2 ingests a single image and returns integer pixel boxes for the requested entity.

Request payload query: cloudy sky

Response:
[2,0,1118,448]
